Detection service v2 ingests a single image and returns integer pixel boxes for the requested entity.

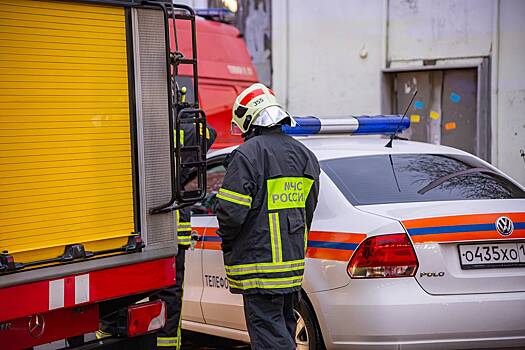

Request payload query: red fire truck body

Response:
[173,17,259,149]
[0,1,208,348]
[0,258,175,348]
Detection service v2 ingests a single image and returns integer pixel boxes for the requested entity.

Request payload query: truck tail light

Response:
[127,300,166,337]
[347,233,418,278]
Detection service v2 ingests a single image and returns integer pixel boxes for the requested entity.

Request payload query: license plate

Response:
[458,241,525,269]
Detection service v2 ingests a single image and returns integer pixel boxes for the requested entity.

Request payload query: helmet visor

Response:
[231,122,243,136]
[252,106,296,128]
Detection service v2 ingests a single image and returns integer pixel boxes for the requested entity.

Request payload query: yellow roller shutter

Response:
[0,0,135,269]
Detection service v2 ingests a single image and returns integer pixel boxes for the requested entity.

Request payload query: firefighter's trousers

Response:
[156,248,186,349]
[242,292,298,350]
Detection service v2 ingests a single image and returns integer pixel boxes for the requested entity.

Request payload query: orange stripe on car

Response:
[191,228,366,261]
[308,231,366,244]
[404,212,525,244]
[404,212,525,229]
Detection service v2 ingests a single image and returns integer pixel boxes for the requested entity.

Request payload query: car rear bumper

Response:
[308,278,525,350]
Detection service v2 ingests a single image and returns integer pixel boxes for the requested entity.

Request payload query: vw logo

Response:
[28,314,45,338]
[495,216,514,236]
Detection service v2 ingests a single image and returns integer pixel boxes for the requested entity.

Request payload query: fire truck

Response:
[173,9,258,149]
[0,0,208,348]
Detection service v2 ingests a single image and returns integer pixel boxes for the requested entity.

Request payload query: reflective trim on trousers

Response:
[178,235,191,246]
[177,219,191,231]
[157,336,178,347]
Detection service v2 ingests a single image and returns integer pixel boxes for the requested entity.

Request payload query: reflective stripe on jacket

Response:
[216,126,320,295]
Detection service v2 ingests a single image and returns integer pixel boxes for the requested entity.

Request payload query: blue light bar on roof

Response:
[282,115,410,136]
[195,8,235,23]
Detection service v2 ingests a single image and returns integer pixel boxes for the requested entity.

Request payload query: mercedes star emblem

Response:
[28,314,45,338]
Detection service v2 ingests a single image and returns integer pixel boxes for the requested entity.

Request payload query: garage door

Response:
[0,0,135,270]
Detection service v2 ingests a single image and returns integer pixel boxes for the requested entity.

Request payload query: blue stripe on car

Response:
[407,222,525,236]
[307,241,358,250]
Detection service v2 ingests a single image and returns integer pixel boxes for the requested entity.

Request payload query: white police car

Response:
[182,116,525,349]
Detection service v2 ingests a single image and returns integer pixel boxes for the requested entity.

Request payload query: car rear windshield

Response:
[321,154,525,205]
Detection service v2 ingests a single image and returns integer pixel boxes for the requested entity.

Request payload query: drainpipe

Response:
[380,0,390,113]
[382,0,389,70]
[285,0,290,110]
[491,0,500,166]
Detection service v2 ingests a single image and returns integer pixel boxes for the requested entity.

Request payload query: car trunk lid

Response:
[357,199,525,295]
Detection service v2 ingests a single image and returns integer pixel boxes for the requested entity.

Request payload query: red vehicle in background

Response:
[172,13,259,148]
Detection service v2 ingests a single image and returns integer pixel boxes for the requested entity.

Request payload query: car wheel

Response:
[295,296,324,350]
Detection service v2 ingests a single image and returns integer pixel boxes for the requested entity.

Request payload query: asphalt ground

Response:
[35,331,249,349]
[181,331,249,349]
[31,332,525,349]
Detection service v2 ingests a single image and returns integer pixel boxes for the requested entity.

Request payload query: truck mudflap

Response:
[0,256,175,347]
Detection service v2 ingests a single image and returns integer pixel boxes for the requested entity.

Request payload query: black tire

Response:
[294,295,325,350]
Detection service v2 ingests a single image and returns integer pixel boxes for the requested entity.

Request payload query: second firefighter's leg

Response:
[242,293,296,350]
[156,249,186,349]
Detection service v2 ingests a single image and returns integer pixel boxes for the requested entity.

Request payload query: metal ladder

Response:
[150,2,208,214]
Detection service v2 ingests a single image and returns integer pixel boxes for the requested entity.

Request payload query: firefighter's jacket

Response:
[216,126,320,295]
[176,123,216,248]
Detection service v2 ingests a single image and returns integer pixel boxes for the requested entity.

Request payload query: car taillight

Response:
[347,233,418,278]
[127,300,166,337]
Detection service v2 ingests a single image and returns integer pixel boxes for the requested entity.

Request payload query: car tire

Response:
[295,295,324,350]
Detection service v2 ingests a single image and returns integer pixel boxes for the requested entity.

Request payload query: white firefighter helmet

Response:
[232,83,295,134]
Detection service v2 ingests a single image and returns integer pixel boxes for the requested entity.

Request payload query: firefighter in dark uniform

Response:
[216,83,320,349]
[156,111,216,349]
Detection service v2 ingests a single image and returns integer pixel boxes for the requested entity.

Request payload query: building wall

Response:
[272,0,384,116]
[272,0,525,184]
[497,0,525,186]
[176,0,208,8]
[232,0,272,86]
[388,0,493,61]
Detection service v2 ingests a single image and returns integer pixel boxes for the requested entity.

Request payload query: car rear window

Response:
[321,154,525,205]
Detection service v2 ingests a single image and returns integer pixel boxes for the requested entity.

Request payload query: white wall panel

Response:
[272,0,384,116]
[496,0,525,184]
[175,0,208,8]
[388,0,493,62]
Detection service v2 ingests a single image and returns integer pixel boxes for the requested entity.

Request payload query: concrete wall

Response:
[234,0,273,86]
[496,0,525,186]
[175,0,208,8]
[388,0,493,61]
[272,0,525,184]
[272,0,384,116]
